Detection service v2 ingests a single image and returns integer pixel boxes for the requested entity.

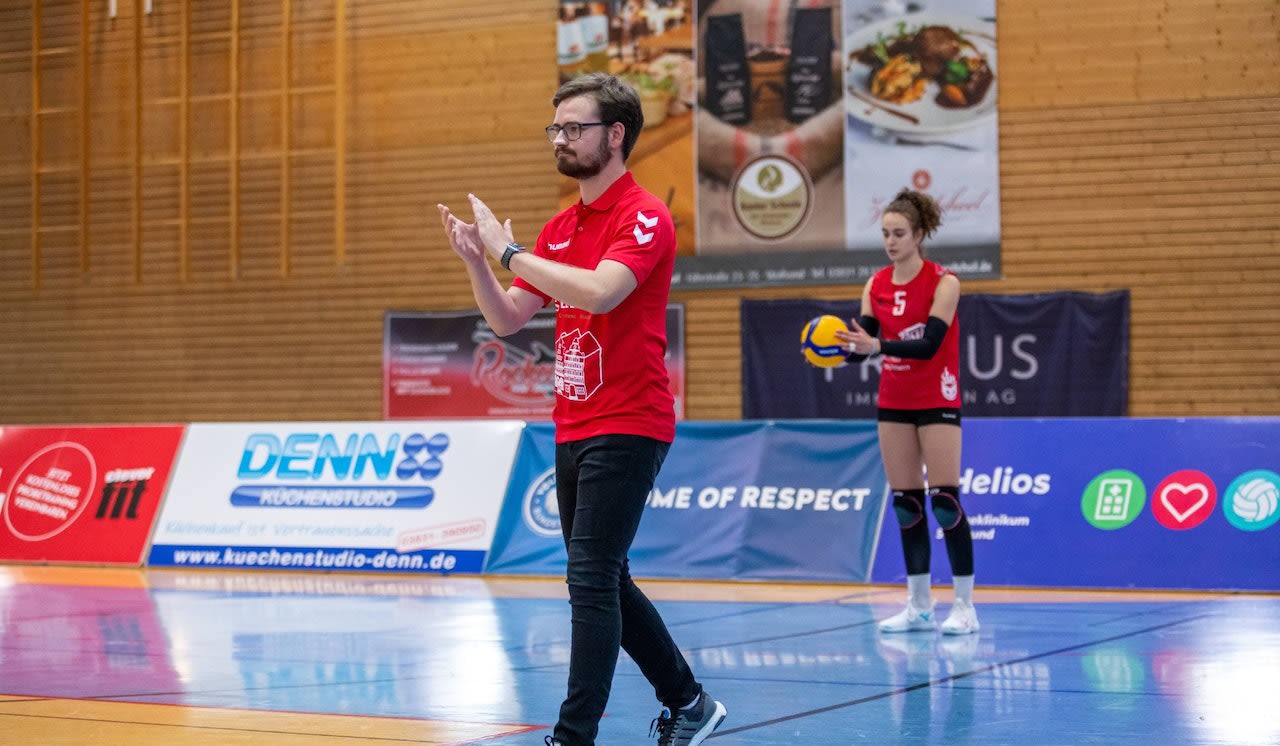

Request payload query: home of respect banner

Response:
[870,418,1280,591]
[485,420,891,582]
[555,0,1000,289]
[0,425,186,564]
[384,306,686,420]
[742,291,1130,418]
[147,422,523,574]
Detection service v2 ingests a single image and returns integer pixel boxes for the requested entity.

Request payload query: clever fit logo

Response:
[1081,469,1280,531]
[95,467,157,521]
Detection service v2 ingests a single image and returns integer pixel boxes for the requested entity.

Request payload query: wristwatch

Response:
[500,242,525,270]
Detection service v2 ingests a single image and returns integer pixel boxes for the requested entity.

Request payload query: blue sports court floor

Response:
[0,566,1277,745]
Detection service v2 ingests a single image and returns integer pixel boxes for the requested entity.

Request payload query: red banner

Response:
[0,425,186,564]
[384,306,686,420]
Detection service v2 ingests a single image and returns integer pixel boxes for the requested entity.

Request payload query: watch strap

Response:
[501,242,525,270]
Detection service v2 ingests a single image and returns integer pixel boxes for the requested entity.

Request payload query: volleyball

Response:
[800,314,850,368]
[1232,477,1278,523]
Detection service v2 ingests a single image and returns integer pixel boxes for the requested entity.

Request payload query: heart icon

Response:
[1159,483,1209,523]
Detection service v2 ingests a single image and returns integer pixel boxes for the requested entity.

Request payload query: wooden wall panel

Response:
[0,0,1277,425]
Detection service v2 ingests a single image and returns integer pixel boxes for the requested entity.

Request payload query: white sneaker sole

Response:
[686,701,727,746]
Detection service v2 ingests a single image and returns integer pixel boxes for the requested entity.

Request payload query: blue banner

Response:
[485,421,890,582]
[741,291,1129,418]
[871,418,1280,591]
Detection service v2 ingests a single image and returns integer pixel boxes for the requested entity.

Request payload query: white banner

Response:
[148,421,523,574]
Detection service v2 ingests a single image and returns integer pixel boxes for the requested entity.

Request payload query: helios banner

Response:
[870,418,1280,591]
[384,306,686,420]
[742,291,1129,418]
[485,420,891,582]
[0,425,185,564]
[148,422,523,574]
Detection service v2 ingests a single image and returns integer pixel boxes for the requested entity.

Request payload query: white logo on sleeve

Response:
[633,210,658,244]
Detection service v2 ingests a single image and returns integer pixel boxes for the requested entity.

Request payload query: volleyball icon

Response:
[1232,477,1278,523]
[800,314,849,369]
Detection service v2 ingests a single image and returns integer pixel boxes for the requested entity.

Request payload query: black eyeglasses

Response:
[545,121,608,142]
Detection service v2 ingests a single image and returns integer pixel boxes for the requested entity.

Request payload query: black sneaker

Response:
[649,691,727,746]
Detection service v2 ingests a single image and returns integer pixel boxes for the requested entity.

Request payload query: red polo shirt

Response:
[513,172,676,443]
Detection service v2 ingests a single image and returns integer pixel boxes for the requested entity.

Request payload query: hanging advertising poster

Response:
[384,306,686,420]
[741,291,1130,419]
[554,0,1000,289]
[557,0,699,255]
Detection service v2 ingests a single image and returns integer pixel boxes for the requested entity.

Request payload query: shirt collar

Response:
[579,172,637,213]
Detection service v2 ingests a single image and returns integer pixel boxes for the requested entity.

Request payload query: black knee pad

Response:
[929,486,963,530]
[892,489,926,529]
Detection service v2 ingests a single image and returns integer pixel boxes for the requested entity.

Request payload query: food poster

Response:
[842,0,1000,271]
[554,0,1001,287]
[696,0,845,255]
[557,1,698,253]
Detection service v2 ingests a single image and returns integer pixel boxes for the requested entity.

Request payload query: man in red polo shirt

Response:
[437,73,726,746]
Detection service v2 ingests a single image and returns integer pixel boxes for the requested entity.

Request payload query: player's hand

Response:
[467,194,516,261]
[436,203,487,265]
[836,318,879,355]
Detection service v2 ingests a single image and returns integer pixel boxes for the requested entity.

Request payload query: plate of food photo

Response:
[844,12,997,135]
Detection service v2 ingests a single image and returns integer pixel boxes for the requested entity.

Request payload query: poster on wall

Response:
[384,305,686,420]
[554,0,1001,289]
[557,1,698,253]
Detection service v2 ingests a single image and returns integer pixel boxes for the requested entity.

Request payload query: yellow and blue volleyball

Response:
[800,314,849,369]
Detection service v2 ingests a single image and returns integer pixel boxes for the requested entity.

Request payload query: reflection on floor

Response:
[1,566,1277,745]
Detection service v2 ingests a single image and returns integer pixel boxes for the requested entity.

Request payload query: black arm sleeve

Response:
[878,316,950,359]
[845,315,881,362]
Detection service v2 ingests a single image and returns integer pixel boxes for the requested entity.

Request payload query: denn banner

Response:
[384,306,686,420]
[147,421,522,574]
[870,418,1280,591]
[0,425,186,565]
[742,291,1129,418]
[485,420,890,582]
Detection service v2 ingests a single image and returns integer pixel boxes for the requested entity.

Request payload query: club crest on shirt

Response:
[555,329,604,401]
[941,367,959,401]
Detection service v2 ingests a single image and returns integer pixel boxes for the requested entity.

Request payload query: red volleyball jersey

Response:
[868,259,962,410]
[513,172,676,443]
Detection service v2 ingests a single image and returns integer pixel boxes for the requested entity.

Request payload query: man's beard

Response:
[555,136,610,179]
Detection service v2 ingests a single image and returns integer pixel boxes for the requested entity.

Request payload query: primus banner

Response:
[742,291,1129,418]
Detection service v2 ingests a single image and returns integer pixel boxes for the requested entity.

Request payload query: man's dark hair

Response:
[553,73,644,161]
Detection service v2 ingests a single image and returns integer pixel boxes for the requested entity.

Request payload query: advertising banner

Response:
[486,420,890,582]
[0,425,185,564]
[870,418,1280,591]
[555,0,1000,289]
[742,291,1129,418]
[384,306,686,420]
[147,421,523,574]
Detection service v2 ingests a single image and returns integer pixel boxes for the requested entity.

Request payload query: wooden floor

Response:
[1,565,1278,745]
